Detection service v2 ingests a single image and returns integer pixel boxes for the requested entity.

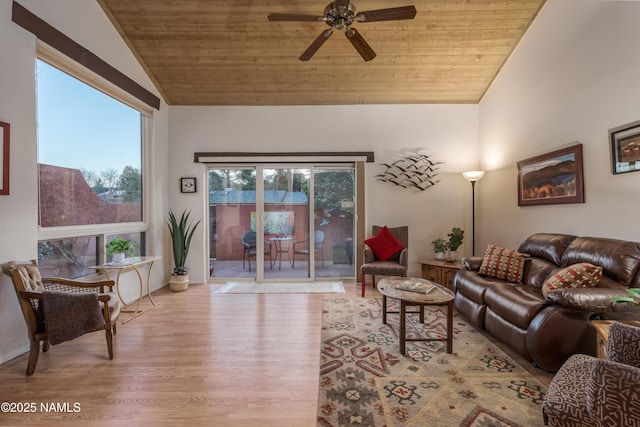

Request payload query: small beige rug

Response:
[216,281,345,294]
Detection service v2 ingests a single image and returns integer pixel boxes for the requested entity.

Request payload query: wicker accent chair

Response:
[292,230,325,267]
[4,260,120,375]
[360,225,408,297]
[542,322,640,427]
[241,231,272,272]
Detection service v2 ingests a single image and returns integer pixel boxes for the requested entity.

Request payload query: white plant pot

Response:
[448,250,459,261]
[112,252,125,263]
[435,252,446,260]
[169,274,189,292]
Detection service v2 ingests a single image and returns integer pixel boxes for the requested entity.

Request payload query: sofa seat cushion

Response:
[454,270,504,304]
[484,283,548,330]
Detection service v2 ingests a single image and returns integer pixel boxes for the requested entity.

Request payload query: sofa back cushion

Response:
[560,237,640,286]
[522,258,560,288]
[517,233,577,265]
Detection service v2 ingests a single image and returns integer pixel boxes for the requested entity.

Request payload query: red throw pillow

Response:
[364,226,405,261]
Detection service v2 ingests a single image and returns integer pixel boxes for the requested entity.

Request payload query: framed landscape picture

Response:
[609,119,640,175]
[517,143,584,206]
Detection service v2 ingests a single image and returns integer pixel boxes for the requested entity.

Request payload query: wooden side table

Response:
[377,277,455,355]
[591,319,640,359]
[418,259,463,290]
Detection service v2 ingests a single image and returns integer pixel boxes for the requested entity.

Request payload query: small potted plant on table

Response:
[431,238,448,260]
[106,237,133,263]
[167,209,201,292]
[447,227,464,261]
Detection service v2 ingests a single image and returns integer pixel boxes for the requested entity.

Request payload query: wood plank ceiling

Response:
[98,0,546,106]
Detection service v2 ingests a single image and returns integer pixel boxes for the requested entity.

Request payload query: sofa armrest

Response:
[463,256,484,271]
[545,287,638,313]
[587,359,640,426]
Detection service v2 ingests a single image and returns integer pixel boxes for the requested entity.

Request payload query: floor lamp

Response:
[462,171,485,256]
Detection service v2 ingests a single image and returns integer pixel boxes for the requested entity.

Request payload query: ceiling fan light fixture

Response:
[268,1,416,61]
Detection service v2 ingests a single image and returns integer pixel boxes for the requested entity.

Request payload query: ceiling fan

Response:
[268,1,417,62]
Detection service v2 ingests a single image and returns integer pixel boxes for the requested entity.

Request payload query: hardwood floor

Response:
[0,282,552,426]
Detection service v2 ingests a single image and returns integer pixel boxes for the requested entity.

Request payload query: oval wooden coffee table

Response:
[377,276,455,355]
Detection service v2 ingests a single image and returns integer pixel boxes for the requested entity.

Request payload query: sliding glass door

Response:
[208,168,259,279]
[313,167,355,278]
[208,164,355,281]
[262,167,310,279]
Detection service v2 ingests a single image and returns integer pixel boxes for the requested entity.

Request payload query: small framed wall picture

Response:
[180,177,197,193]
[609,119,640,175]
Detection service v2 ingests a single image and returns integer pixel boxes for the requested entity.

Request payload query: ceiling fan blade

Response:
[299,29,334,61]
[268,13,324,22]
[355,5,417,22]
[345,28,376,62]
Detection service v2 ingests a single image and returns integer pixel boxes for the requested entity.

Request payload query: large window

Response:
[36,53,150,278]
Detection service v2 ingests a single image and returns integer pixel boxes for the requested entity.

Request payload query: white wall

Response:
[169,105,480,282]
[478,0,640,251]
[0,1,169,364]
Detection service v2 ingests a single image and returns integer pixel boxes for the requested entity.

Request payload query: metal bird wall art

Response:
[376,153,443,191]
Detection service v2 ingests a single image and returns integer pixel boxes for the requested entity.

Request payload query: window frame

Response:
[36,42,153,265]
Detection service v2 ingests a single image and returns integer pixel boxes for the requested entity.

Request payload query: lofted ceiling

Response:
[98,0,546,106]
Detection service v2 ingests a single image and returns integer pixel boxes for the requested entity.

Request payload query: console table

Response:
[417,259,463,291]
[90,256,161,324]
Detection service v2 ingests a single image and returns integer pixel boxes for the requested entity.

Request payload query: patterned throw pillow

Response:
[478,245,526,283]
[364,226,405,262]
[542,263,602,297]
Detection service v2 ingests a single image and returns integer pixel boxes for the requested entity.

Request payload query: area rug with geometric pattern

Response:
[317,297,547,427]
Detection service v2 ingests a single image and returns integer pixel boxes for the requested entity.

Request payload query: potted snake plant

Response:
[167,209,201,292]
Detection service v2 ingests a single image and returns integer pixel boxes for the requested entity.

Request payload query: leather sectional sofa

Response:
[453,233,640,372]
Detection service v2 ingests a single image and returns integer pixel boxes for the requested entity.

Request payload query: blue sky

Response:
[36,60,141,175]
